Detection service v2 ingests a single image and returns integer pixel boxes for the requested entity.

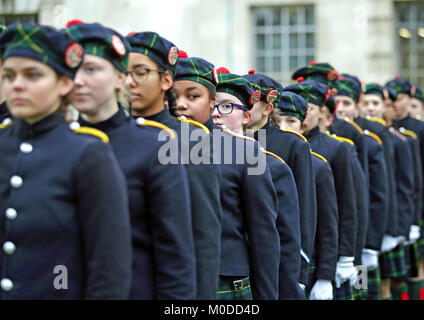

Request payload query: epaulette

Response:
[344,119,364,134]
[261,148,286,164]
[363,129,382,144]
[325,132,355,146]
[222,126,257,142]
[69,122,109,143]
[136,117,176,139]
[311,151,328,162]
[280,129,308,142]
[366,116,387,127]
[0,117,13,130]
[389,127,407,142]
[178,117,210,134]
[399,127,417,140]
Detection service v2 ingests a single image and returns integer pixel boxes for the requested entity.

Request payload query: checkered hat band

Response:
[336,81,360,102]
[83,43,127,73]
[176,75,216,92]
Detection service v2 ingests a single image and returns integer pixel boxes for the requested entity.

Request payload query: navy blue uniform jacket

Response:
[309,153,338,283]
[252,121,316,285]
[80,108,196,300]
[0,112,132,299]
[146,109,222,300]
[264,152,304,300]
[305,126,357,258]
[206,119,280,300]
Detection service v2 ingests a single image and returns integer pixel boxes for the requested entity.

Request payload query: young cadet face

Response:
[174,80,214,123]
[213,92,251,134]
[2,57,73,124]
[392,93,410,119]
[335,95,357,120]
[279,115,302,133]
[72,54,125,116]
[246,100,272,129]
[361,94,385,119]
[408,97,423,120]
[126,52,172,117]
[302,103,321,135]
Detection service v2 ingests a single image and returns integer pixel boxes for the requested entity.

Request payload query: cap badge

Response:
[111,35,126,56]
[168,47,179,66]
[65,43,83,68]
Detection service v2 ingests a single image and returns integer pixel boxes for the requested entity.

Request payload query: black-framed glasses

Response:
[212,102,247,114]
[125,67,165,84]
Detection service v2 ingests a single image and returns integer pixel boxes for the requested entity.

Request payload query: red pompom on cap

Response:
[310,60,317,65]
[338,76,344,80]
[248,69,255,74]
[217,67,230,74]
[296,76,304,83]
[395,75,400,79]
[126,31,137,36]
[66,20,84,28]
[178,50,188,58]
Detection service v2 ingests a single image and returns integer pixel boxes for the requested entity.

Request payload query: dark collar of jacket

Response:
[304,125,321,140]
[392,114,411,126]
[0,101,10,120]
[78,107,127,133]
[253,120,274,141]
[144,107,172,124]
[13,109,64,139]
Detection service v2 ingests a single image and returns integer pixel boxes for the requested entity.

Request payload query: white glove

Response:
[309,279,333,300]
[405,225,421,245]
[381,235,399,252]
[335,256,357,288]
[394,235,406,246]
[361,248,379,269]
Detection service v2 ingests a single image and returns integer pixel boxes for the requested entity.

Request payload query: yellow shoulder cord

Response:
[136,118,176,139]
[177,117,210,134]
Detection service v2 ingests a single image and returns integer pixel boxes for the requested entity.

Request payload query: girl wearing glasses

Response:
[174,61,281,299]
[68,23,196,300]
[0,23,132,299]
[212,70,304,300]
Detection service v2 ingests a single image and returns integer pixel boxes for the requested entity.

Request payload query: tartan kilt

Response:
[217,276,253,300]
[352,288,365,300]
[364,266,382,300]
[332,281,353,300]
[405,243,420,278]
[379,245,407,279]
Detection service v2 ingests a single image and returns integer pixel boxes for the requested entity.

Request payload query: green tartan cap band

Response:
[175,57,218,92]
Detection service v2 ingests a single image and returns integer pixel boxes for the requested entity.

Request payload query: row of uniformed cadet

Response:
[1,21,424,300]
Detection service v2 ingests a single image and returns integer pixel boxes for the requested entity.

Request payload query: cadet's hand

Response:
[405,225,421,245]
[381,235,399,252]
[361,248,379,270]
[335,256,357,288]
[309,279,333,300]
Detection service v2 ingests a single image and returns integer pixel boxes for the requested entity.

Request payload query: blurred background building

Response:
[1,0,423,88]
